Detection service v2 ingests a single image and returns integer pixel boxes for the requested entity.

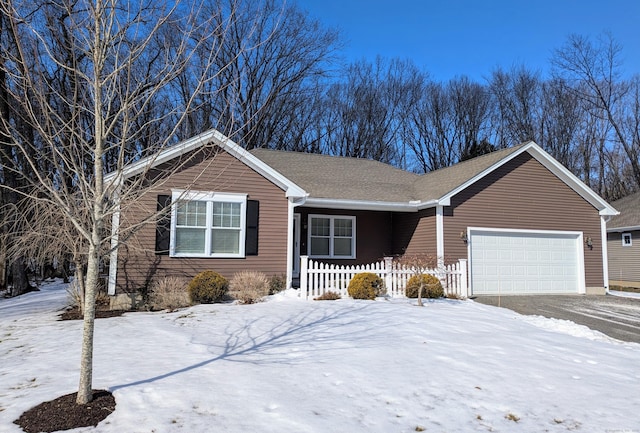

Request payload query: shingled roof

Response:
[249,149,420,202]
[608,192,640,230]
[250,145,525,204]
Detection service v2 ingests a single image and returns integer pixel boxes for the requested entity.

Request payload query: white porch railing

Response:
[299,256,468,300]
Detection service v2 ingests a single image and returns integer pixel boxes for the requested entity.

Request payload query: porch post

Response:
[286,199,295,289]
[300,255,309,299]
[384,256,393,297]
[458,259,468,298]
[436,205,445,266]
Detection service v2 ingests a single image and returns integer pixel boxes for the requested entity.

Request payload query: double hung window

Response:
[308,214,355,259]
[171,191,246,257]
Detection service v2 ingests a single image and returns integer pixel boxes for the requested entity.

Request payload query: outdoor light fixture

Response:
[585,236,593,250]
[460,231,468,243]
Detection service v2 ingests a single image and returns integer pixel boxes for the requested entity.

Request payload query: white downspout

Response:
[601,215,612,293]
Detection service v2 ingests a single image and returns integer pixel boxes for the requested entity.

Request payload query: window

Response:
[622,233,632,247]
[171,191,246,257]
[308,214,355,258]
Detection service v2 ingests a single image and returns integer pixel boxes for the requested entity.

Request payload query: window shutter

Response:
[155,195,172,255]
[245,200,259,255]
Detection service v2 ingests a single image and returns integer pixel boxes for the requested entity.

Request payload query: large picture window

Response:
[171,191,246,257]
[308,214,355,259]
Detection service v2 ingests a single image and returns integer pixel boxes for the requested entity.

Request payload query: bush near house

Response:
[188,271,229,304]
[268,274,287,295]
[230,271,270,304]
[149,276,191,311]
[405,274,444,299]
[347,272,383,300]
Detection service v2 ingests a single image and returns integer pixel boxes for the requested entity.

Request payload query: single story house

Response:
[107,128,618,300]
[607,192,640,288]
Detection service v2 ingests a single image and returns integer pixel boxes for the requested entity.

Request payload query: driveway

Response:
[473,294,640,343]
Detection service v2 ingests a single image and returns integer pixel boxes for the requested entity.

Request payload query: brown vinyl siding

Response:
[295,207,393,265]
[443,153,604,287]
[392,208,437,257]
[116,148,288,293]
[608,230,640,284]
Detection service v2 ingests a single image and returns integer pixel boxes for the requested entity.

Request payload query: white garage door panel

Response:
[470,230,581,295]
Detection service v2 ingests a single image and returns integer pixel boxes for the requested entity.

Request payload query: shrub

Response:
[149,276,191,311]
[405,274,444,299]
[314,291,341,301]
[268,274,287,295]
[347,272,383,300]
[66,279,110,312]
[230,271,270,304]
[188,271,229,304]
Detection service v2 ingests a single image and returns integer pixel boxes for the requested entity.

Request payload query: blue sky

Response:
[296,0,640,82]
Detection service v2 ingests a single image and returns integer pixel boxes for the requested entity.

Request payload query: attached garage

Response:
[469,228,585,295]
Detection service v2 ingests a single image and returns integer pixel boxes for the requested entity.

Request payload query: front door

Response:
[293,213,301,277]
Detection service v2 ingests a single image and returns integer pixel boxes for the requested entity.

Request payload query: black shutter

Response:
[245,200,259,256]
[155,195,172,255]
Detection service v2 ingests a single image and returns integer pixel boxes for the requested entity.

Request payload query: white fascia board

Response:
[104,128,307,199]
[607,225,640,232]
[302,197,422,212]
[438,141,619,216]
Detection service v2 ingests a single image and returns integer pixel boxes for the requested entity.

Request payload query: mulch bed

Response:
[14,390,116,433]
[59,306,126,320]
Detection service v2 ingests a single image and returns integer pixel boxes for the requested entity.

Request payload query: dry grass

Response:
[230,271,270,304]
[149,276,191,311]
[314,291,341,301]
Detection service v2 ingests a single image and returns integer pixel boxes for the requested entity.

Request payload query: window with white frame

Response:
[622,232,632,247]
[308,214,355,258]
[171,191,246,257]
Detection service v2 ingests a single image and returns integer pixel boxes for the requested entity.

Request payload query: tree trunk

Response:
[76,244,99,404]
[10,258,31,296]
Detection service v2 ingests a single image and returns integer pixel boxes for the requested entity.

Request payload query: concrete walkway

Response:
[473,294,640,343]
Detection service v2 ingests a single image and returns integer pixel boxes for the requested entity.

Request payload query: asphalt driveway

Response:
[473,294,640,343]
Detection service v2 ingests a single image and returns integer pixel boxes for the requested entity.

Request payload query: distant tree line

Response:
[1,0,639,298]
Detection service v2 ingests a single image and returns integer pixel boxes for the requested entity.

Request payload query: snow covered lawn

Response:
[1,281,639,432]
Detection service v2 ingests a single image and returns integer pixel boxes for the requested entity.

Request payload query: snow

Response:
[1,281,639,432]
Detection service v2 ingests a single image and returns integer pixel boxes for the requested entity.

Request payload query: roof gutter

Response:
[301,197,440,212]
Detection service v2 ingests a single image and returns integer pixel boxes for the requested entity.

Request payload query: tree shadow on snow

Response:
[110,302,388,392]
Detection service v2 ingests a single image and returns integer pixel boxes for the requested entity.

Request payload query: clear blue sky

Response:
[296,0,640,82]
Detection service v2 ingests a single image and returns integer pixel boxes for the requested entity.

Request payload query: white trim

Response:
[601,216,610,290]
[285,200,295,289]
[170,190,247,258]
[302,197,428,212]
[467,227,586,295]
[439,142,618,217]
[307,214,356,259]
[622,232,633,247]
[608,225,640,232]
[436,205,444,260]
[105,128,307,199]
[293,213,301,278]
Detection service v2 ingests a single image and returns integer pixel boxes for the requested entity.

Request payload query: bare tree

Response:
[488,66,542,148]
[552,33,640,194]
[323,57,422,165]
[0,0,251,405]
[174,0,340,150]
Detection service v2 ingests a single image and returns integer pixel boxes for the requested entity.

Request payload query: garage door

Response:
[470,229,583,295]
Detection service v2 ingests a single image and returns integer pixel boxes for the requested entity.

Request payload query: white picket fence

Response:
[299,256,468,300]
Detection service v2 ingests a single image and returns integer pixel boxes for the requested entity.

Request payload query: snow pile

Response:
[1,281,639,432]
